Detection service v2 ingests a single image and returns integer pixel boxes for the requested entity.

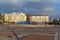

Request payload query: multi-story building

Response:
[4,13,49,24]
[29,15,49,22]
[4,12,27,22]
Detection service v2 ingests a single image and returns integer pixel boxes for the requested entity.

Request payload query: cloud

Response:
[28,0,41,2]
[26,0,60,3]
[41,0,60,4]
[0,0,59,19]
[50,0,60,3]
[0,0,26,6]
[0,0,19,5]
[10,0,19,5]
[43,7,54,11]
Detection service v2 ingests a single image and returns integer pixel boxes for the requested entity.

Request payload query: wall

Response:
[4,13,26,22]
[30,16,49,22]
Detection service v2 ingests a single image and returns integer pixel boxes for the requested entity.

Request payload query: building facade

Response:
[4,12,26,22]
[30,15,49,22]
[4,13,49,23]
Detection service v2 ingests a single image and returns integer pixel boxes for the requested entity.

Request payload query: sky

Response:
[0,0,60,19]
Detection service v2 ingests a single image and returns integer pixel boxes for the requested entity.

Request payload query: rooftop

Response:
[26,14,48,16]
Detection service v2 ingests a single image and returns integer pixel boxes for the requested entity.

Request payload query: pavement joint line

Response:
[18,33,55,37]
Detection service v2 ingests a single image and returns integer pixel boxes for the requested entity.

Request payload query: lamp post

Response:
[57,19,59,21]
[57,18,60,25]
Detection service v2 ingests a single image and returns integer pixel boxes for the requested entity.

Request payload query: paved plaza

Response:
[0,25,60,40]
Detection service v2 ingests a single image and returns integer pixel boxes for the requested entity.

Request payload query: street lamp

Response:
[57,18,59,21]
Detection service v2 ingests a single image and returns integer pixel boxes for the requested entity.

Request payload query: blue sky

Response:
[0,0,60,19]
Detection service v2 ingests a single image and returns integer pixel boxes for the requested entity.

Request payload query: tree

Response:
[26,14,31,24]
[0,13,2,20]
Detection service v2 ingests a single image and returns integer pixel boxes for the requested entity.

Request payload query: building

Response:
[4,12,26,23]
[4,13,49,24]
[29,14,49,23]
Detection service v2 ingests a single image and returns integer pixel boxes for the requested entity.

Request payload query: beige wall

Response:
[30,16,49,22]
[4,13,26,22]
[4,13,49,23]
